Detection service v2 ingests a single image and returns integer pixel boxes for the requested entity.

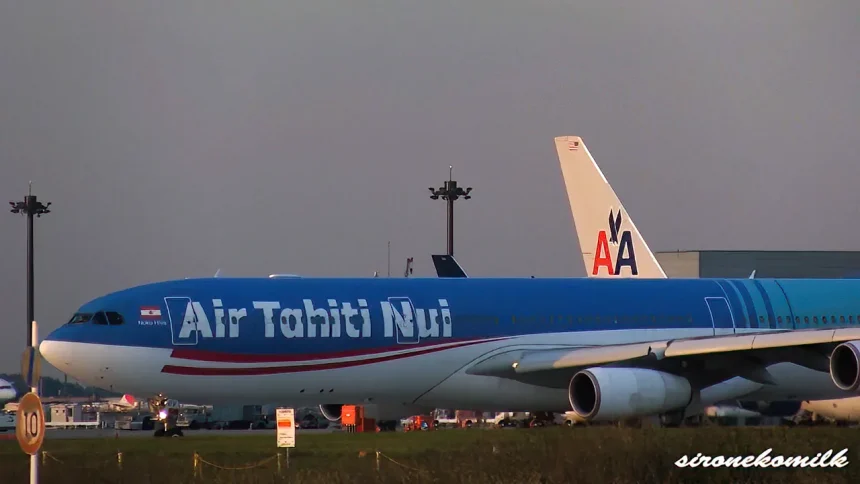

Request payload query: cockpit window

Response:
[106,311,125,325]
[92,311,109,325]
[66,313,93,325]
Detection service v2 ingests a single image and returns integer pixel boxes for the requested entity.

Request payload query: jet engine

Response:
[319,404,343,422]
[830,340,860,392]
[569,367,693,421]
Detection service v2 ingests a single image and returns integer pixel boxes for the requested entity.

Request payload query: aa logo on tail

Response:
[592,208,638,276]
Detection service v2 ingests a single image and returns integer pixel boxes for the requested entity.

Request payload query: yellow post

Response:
[376,450,380,472]
[117,451,123,470]
[193,452,199,479]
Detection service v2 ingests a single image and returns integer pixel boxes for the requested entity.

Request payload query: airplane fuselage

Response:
[40,277,860,411]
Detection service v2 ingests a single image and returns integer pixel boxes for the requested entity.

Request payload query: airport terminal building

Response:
[655,251,860,279]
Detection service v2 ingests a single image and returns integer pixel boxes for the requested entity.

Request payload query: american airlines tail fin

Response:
[431,254,469,278]
[554,136,666,278]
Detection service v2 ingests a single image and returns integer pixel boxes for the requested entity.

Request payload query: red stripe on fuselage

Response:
[161,338,505,376]
[169,337,506,363]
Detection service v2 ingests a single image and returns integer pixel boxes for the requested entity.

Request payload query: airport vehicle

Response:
[175,404,212,429]
[0,378,17,403]
[114,413,155,431]
[209,405,269,429]
[0,412,15,432]
[37,138,860,427]
[149,394,183,437]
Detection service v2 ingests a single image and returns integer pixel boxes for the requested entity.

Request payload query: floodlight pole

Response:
[9,182,51,349]
[429,166,472,256]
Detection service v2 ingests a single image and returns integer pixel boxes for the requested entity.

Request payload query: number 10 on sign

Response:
[16,392,46,456]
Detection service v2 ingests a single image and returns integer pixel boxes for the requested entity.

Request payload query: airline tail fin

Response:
[554,136,666,278]
[431,254,469,278]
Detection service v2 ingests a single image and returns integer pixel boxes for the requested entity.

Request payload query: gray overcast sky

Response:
[1,2,858,373]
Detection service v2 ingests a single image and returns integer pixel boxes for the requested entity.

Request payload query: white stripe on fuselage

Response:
[43,328,847,408]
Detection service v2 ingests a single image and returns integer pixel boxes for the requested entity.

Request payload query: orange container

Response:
[342,405,362,426]
[342,405,376,433]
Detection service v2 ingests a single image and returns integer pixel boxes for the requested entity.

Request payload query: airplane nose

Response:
[39,339,63,369]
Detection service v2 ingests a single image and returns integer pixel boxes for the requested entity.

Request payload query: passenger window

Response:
[106,311,124,325]
[795,316,800,324]
[830,316,836,324]
[851,316,855,324]
[804,316,809,324]
[777,316,782,324]
[92,311,109,325]
[759,316,765,324]
[840,315,846,324]
[813,316,819,324]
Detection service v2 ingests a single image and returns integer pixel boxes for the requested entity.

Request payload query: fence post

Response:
[193,452,199,479]
[375,450,380,472]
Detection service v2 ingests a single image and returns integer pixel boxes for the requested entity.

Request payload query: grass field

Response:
[1,427,859,483]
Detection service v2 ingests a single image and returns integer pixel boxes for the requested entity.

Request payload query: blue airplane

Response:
[39,274,860,426]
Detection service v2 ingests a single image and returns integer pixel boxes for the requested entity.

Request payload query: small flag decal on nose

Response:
[140,307,162,319]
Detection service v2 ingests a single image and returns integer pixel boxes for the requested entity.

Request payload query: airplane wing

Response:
[467,327,860,391]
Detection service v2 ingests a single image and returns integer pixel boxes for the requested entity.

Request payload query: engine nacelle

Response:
[830,340,860,392]
[319,404,343,422]
[569,367,693,421]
